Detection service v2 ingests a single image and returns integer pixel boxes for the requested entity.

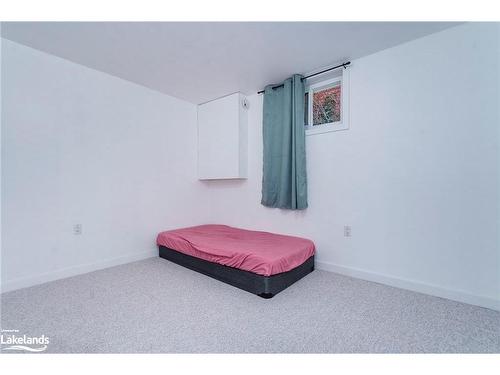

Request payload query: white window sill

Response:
[305,122,349,136]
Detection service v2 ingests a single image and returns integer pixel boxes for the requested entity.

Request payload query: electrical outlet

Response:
[344,225,351,237]
[73,224,82,235]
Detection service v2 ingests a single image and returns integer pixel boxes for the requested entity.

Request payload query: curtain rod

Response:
[257,61,351,94]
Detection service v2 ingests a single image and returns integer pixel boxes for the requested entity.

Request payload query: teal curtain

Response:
[261,74,308,210]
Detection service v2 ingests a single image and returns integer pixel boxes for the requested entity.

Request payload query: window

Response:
[305,69,349,135]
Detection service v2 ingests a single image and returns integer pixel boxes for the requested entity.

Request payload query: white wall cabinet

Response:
[197,93,248,180]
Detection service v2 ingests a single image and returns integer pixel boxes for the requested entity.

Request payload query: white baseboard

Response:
[1,250,157,293]
[2,253,498,311]
[316,260,500,312]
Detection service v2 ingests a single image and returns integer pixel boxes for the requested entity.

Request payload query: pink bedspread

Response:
[156,224,315,276]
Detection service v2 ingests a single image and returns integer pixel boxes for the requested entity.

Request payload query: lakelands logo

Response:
[1,329,49,352]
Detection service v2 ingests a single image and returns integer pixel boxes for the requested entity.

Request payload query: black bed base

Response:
[158,246,314,298]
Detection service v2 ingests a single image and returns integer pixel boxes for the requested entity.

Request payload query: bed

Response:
[156,224,315,298]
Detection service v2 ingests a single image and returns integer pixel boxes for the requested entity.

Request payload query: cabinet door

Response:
[198,94,241,180]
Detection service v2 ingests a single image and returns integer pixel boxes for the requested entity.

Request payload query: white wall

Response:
[200,23,500,310]
[1,39,205,291]
[2,24,499,311]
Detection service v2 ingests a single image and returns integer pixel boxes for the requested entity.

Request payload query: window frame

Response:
[305,68,350,136]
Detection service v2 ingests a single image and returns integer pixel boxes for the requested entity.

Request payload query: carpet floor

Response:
[1,257,499,353]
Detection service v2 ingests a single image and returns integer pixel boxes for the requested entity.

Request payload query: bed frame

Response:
[158,245,314,298]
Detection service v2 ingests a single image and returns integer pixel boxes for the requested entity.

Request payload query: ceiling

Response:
[1,22,461,104]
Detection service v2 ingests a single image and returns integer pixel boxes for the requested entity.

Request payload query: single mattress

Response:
[156,224,315,276]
